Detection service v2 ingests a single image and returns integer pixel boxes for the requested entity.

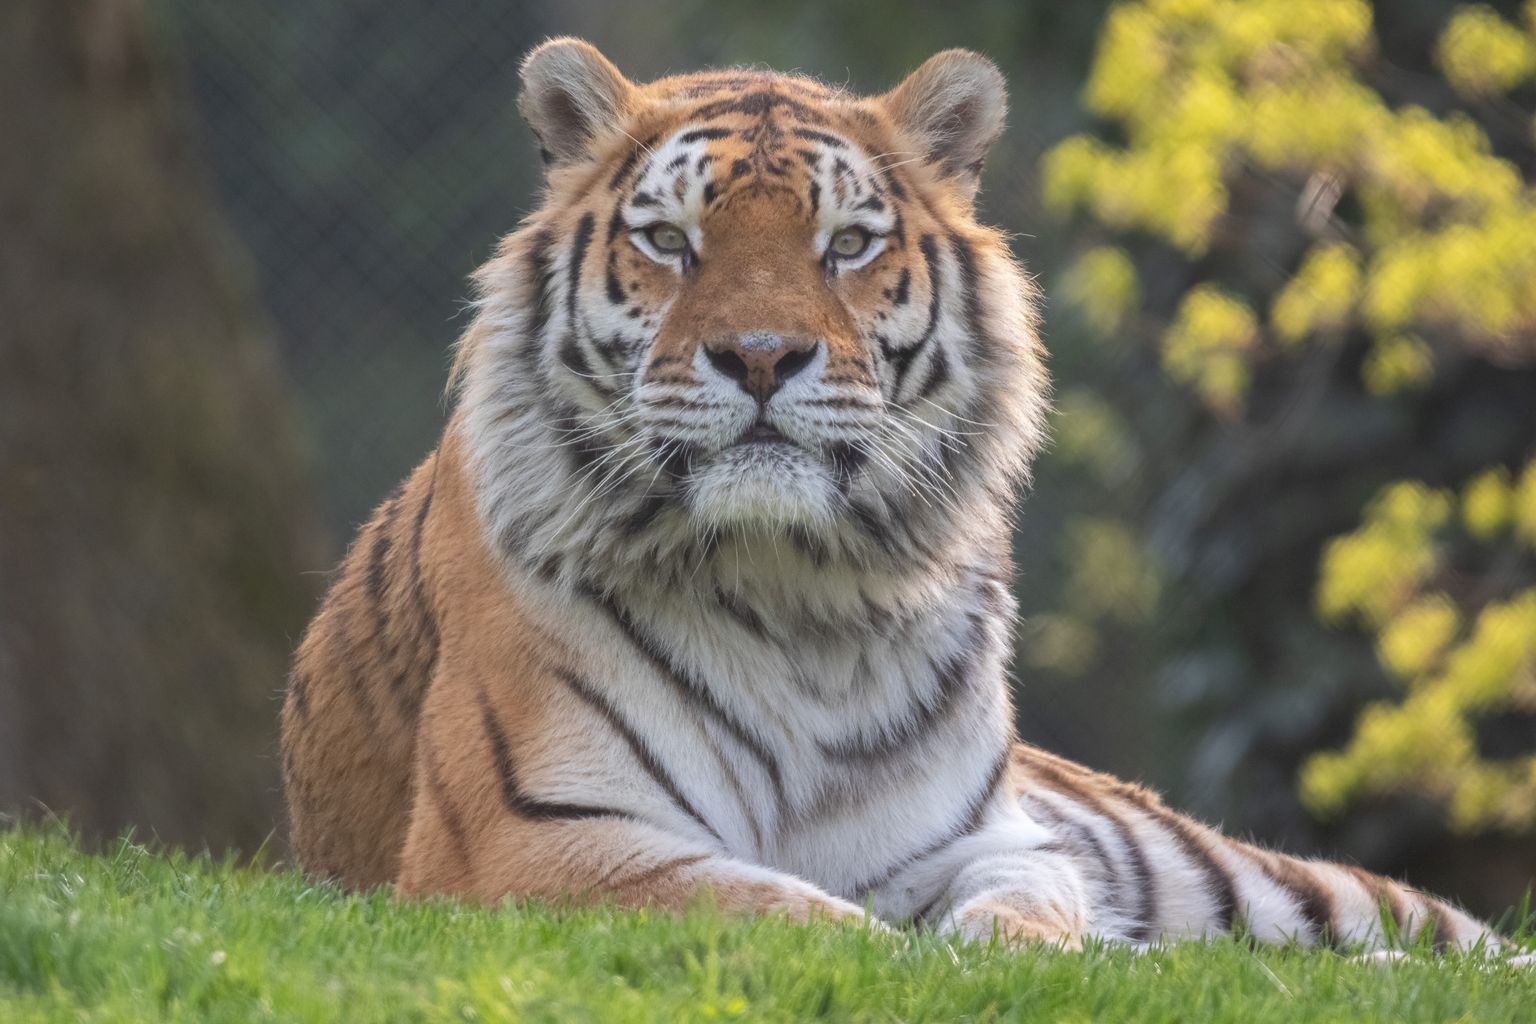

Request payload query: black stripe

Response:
[608,148,641,190]
[408,477,435,586]
[556,668,721,842]
[558,332,610,394]
[477,689,624,821]
[1344,865,1407,939]
[849,499,900,557]
[961,747,1011,833]
[568,304,626,388]
[543,403,609,481]
[1030,759,1159,942]
[1027,793,1116,884]
[880,234,942,396]
[525,230,558,340]
[566,212,595,322]
[364,494,407,719]
[331,619,382,728]
[586,587,787,810]
[594,847,650,889]
[818,619,980,762]
[854,744,1009,901]
[620,493,671,537]
[915,345,950,400]
[394,477,439,718]
[346,669,380,726]
[568,428,606,476]
[1380,881,1410,938]
[947,232,984,346]
[892,268,911,305]
[687,90,827,124]
[607,853,712,893]
[605,251,626,305]
[1139,803,1238,934]
[654,438,696,481]
[715,586,770,641]
[366,494,401,606]
[791,127,847,148]
[1242,848,1338,949]
[590,324,630,379]
[679,126,733,144]
[930,233,992,483]
[607,134,657,191]
[1425,898,1454,952]
[786,524,829,568]
[606,206,627,243]
[532,553,563,583]
[710,734,765,854]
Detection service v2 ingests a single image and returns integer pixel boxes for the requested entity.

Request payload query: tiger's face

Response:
[615,112,932,530]
[458,41,1048,585]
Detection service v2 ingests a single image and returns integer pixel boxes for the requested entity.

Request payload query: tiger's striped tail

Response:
[1013,747,1501,952]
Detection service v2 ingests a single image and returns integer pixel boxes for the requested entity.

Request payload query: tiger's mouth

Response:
[735,419,792,447]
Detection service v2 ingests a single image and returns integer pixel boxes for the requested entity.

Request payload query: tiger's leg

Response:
[395,672,873,925]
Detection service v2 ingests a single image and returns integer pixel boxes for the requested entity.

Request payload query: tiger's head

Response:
[456,40,1048,595]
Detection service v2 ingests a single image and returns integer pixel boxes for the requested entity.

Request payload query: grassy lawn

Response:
[1,827,1532,1023]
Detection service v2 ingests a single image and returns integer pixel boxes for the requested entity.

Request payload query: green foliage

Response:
[1304,461,1536,831]
[1042,0,1536,832]
[1,826,1533,1022]
[1047,0,1536,407]
[1438,4,1536,96]
[1161,284,1260,416]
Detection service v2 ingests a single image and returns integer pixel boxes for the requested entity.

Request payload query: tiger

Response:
[280,38,1530,958]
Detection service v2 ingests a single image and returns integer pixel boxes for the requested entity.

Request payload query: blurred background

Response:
[3,0,1533,920]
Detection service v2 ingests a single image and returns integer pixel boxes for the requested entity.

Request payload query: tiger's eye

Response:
[829,227,871,259]
[646,223,689,254]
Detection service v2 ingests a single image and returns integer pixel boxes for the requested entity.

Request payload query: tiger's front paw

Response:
[762,881,886,931]
[703,870,887,931]
[944,898,1085,951]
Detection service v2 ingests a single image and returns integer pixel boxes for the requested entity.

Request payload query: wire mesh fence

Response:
[160,0,558,534]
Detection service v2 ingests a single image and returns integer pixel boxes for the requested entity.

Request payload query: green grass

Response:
[1,826,1532,1023]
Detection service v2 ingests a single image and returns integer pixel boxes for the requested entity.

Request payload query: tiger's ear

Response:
[880,50,1007,203]
[518,38,634,167]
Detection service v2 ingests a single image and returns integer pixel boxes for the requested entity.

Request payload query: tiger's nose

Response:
[703,332,821,402]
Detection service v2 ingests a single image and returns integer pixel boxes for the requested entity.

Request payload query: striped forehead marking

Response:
[621,108,897,228]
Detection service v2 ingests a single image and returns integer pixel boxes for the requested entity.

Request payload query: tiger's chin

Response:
[683,442,839,533]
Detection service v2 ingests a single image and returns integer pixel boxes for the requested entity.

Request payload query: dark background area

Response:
[2,0,1532,920]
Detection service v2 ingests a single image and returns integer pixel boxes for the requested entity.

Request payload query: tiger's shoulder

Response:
[280,433,565,888]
